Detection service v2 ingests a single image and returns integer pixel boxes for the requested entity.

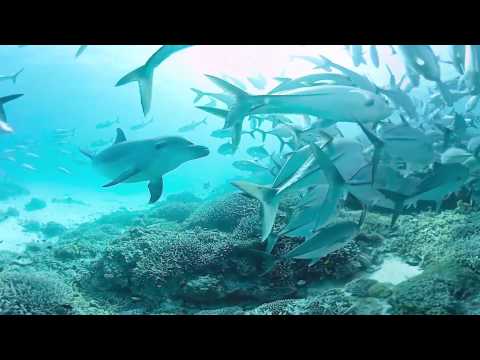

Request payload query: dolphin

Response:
[116,45,193,116]
[80,128,209,203]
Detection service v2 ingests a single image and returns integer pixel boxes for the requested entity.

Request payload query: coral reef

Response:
[24,197,47,211]
[89,225,257,306]
[389,261,480,315]
[0,271,75,315]
[247,289,355,315]
[42,222,67,238]
[0,180,29,201]
[151,201,198,223]
[0,207,19,223]
[183,193,261,232]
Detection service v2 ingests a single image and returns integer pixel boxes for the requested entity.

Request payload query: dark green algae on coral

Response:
[2,191,480,315]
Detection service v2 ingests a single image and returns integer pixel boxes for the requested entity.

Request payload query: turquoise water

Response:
[1,45,479,315]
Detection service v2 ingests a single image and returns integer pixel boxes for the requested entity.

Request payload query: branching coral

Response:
[92,226,255,303]
[183,193,260,232]
[0,271,74,315]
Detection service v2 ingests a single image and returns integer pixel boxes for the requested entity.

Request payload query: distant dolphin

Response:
[0,94,24,134]
[80,128,209,203]
[116,45,193,116]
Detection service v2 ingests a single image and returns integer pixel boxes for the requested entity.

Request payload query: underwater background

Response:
[0,45,479,315]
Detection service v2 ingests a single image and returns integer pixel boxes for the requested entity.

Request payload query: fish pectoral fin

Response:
[102,167,141,188]
[148,177,164,204]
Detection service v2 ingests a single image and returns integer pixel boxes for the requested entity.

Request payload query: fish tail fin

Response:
[205,74,260,131]
[191,88,205,103]
[357,122,384,184]
[310,142,344,186]
[435,124,452,150]
[248,130,256,140]
[231,181,279,241]
[12,68,24,84]
[377,189,408,228]
[253,128,267,142]
[0,94,24,106]
[201,117,208,125]
[116,65,154,116]
[436,80,454,107]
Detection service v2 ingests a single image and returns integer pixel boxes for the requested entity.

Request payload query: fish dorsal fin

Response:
[399,114,410,126]
[114,128,127,144]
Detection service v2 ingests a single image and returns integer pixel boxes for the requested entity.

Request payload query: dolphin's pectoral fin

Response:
[79,148,95,160]
[102,167,140,188]
[148,177,164,204]
[114,128,127,144]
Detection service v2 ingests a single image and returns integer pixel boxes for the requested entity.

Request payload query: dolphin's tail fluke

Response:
[116,65,154,116]
[12,68,24,84]
[191,88,205,103]
[232,181,279,242]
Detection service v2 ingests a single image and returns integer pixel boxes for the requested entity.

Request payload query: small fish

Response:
[218,143,236,156]
[232,160,271,174]
[178,118,207,133]
[25,152,40,159]
[21,163,37,171]
[211,128,255,140]
[285,221,360,266]
[59,149,72,156]
[96,117,120,129]
[54,128,76,135]
[370,45,380,68]
[466,95,480,113]
[247,145,269,160]
[57,166,72,175]
[203,182,211,190]
[130,118,154,131]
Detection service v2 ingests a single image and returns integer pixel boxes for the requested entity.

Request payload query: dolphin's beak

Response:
[191,145,210,159]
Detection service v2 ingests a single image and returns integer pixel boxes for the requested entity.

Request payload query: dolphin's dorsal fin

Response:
[114,128,127,144]
[102,167,140,188]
